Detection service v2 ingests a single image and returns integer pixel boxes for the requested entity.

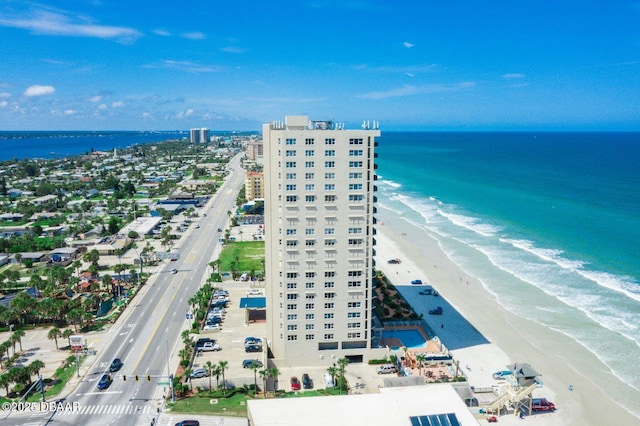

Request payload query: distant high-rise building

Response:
[189,128,210,143]
[247,141,264,161]
[245,171,264,201]
[263,115,382,367]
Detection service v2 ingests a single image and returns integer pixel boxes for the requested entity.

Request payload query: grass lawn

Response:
[168,388,343,417]
[218,241,264,274]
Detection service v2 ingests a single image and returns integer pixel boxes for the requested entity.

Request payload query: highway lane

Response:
[7,154,245,426]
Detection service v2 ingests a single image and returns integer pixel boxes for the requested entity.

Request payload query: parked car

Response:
[387,258,401,264]
[175,420,200,426]
[532,398,556,412]
[171,268,178,274]
[411,279,423,285]
[244,337,262,346]
[302,373,313,389]
[428,306,443,315]
[290,376,301,391]
[242,359,263,369]
[418,289,432,295]
[199,342,221,352]
[324,373,334,388]
[203,324,221,331]
[109,358,123,372]
[190,368,208,379]
[245,344,262,353]
[376,364,396,374]
[492,370,513,380]
[97,374,112,390]
[195,338,214,348]
[247,289,262,295]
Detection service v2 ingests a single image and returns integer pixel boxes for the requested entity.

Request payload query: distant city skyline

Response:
[1,1,640,131]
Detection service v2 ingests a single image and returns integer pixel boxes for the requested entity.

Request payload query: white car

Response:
[171,268,178,274]
[203,324,221,331]
[199,342,221,351]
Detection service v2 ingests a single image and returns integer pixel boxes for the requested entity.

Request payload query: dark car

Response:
[245,344,262,353]
[411,279,423,285]
[97,374,112,390]
[290,376,301,391]
[242,359,263,368]
[532,398,556,412]
[109,358,123,372]
[418,289,432,295]
[429,306,443,315]
[175,421,200,426]
[196,338,215,348]
[302,373,313,389]
[244,337,262,345]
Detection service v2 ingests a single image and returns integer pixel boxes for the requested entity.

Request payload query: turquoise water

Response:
[375,132,640,416]
[381,329,428,349]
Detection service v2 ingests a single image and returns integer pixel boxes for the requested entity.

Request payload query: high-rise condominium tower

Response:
[263,116,382,367]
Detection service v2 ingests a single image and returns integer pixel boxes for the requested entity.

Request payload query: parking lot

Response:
[187,278,385,394]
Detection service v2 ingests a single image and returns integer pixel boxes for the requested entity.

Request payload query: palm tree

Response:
[205,361,214,391]
[337,357,349,394]
[267,367,280,393]
[218,360,229,394]
[259,369,268,399]
[184,368,192,391]
[0,342,10,368]
[250,361,261,393]
[28,359,45,382]
[416,353,426,376]
[327,365,338,389]
[0,373,10,397]
[12,329,26,352]
[211,364,222,389]
[62,329,74,348]
[48,327,61,350]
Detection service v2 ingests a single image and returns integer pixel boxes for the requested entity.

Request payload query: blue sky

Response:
[1,1,640,131]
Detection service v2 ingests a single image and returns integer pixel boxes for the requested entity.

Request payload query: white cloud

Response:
[24,85,55,97]
[358,82,475,99]
[64,109,77,115]
[112,101,124,108]
[0,92,11,99]
[503,73,525,79]
[153,29,170,36]
[89,95,102,102]
[182,31,205,40]
[97,104,107,110]
[174,108,194,119]
[0,9,142,43]
[0,100,7,108]
[220,46,245,54]
[405,72,415,77]
[403,41,415,48]
[144,60,224,73]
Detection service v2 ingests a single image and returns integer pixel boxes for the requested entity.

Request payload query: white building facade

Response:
[263,116,384,367]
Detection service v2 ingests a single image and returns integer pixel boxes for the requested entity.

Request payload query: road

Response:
[8,154,245,426]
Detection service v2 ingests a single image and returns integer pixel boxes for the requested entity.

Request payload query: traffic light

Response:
[123,375,126,381]
[147,375,151,381]
[135,375,139,381]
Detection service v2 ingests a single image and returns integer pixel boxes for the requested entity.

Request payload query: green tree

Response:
[205,361,215,391]
[12,329,25,352]
[62,329,74,348]
[250,361,261,393]
[219,360,229,394]
[28,359,45,382]
[48,327,61,350]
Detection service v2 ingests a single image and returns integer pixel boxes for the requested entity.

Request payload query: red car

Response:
[532,398,556,412]
[290,376,301,391]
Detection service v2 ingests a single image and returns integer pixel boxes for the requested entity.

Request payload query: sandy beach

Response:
[373,217,639,426]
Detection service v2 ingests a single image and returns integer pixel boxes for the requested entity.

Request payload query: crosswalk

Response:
[23,403,157,417]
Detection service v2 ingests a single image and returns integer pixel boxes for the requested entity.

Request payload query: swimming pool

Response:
[381,328,428,349]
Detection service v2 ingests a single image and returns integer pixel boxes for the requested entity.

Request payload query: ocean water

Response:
[0,130,188,161]
[375,132,640,415]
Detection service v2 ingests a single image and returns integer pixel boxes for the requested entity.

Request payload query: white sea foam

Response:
[378,179,401,188]
[437,209,502,237]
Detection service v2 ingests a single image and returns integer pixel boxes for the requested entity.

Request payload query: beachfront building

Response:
[245,171,264,201]
[247,140,264,162]
[263,115,384,367]
[189,128,210,143]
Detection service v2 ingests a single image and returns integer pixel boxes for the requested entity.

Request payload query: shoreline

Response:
[373,214,639,426]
